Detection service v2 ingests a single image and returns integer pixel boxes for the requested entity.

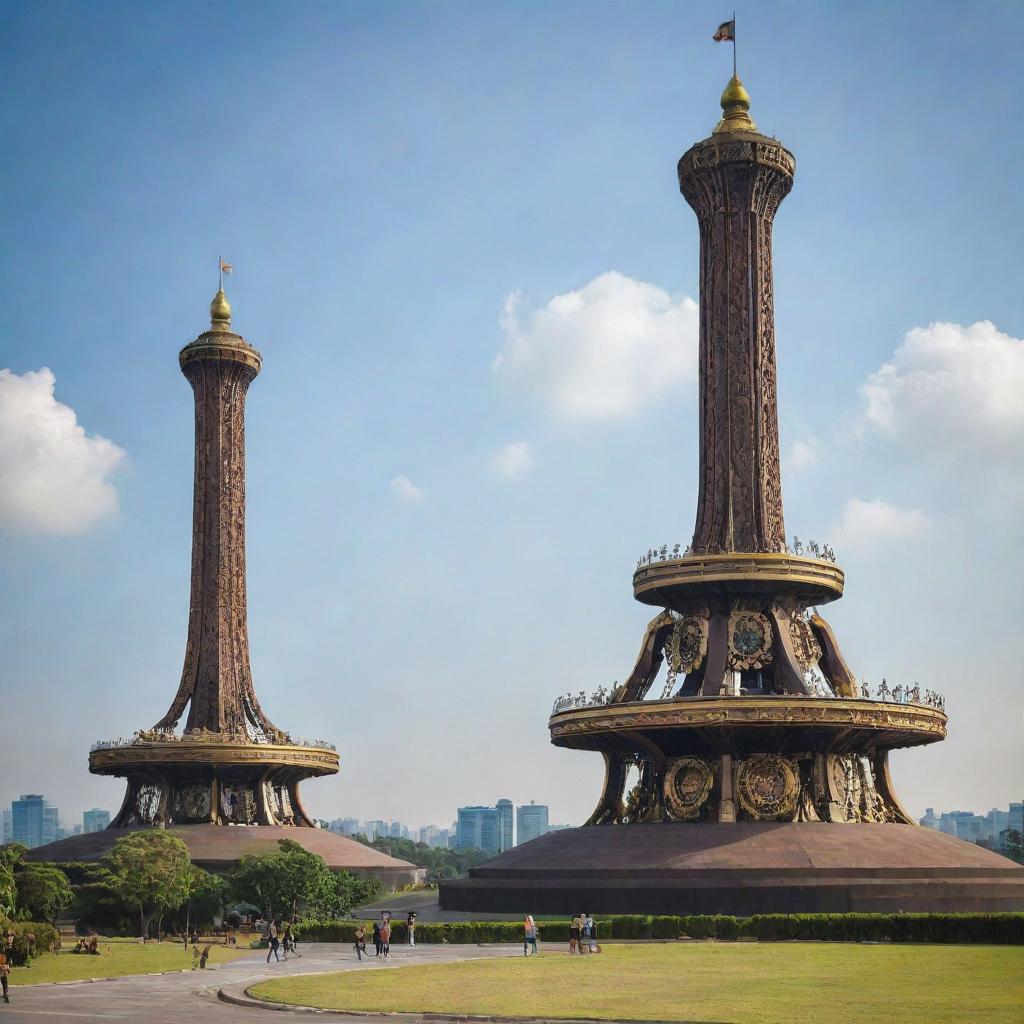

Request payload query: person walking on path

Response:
[0,953,10,1004]
[282,923,300,958]
[265,921,281,963]
[407,912,416,947]
[354,925,367,960]
[523,915,538,956]
[372,920,382,957]
[380,918,391,959]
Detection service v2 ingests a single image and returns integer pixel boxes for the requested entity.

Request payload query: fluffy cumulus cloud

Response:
[489,440,533,479]
[0,367,125,535]
[389,474,425,503]
[859,321,1024,460]
[832,498,929,549]
[493,271,698,420]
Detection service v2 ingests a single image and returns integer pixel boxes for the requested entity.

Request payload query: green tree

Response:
[15,864,73,925]
[98,831,192,939]
[353,835,489,883]
[229,839,373,922]
[0,844,26,917]
[1002,829,1024,864]
[182,867,228,933]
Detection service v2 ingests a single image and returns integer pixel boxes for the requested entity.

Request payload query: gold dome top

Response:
[209,288,232,330]
[714,74,757,134]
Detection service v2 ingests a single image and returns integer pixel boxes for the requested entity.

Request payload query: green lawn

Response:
[251,943,1024,1024]
[10,936,251,986]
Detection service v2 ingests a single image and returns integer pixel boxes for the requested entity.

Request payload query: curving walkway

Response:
[1,942,519,1022]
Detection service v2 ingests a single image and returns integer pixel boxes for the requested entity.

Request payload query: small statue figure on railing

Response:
[877,678,889,702]
[792,535,803,555]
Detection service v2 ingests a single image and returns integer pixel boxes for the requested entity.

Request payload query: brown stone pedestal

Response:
[440,822,1024,915]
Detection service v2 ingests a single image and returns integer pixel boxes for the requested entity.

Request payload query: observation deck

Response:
[633,552,845,610]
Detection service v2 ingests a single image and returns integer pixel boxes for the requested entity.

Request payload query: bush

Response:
[0,915,60,965]
[291,912,1024,946]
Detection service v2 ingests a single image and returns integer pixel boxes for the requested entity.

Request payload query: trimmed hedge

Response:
[0,917,61,965]
[294,912,1024,945]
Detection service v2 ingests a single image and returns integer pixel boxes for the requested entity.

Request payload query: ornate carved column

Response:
[154,287,279,739]
[678,78,795,555]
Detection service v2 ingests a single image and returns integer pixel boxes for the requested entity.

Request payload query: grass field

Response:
[9,936,251,986]
[251,943,1024,1024]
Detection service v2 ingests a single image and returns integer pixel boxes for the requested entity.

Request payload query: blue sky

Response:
[1,1,1022,831]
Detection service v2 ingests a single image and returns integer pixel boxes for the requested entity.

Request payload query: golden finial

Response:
[714,74,757,134]
[210,257,233,330]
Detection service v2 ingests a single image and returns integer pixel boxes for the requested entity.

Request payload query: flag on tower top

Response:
[219,259,233,275]
[713,20,735,42]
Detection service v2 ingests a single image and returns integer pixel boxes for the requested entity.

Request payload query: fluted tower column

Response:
[678,77,795,554]
[154,286,280,739]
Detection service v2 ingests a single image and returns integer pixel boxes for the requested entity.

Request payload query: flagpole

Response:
[219,255,223,292]
[733,12,737,77]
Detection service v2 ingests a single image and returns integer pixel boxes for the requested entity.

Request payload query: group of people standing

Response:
[522,913,600,956]
[353,913,416,960]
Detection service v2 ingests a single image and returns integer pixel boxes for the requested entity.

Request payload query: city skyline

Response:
[1,3,1022,828]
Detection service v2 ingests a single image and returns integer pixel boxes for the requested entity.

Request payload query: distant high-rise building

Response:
[1,808,10,844]
[1009,802,1023,836]
[516,802,550,846]
[10,795,59,850]
[919,808,939,830]
[496,799,513,852]
[365,820,387,840]
[389,821,403,838]
[326,818,354,837]
[83,808,111,834]
[984,808,1009,843]
[457,806,499,853]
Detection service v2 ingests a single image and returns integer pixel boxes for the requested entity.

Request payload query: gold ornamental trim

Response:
[179,334,263,374]
[663,757,715,820]
[89,741,339,776]
[736,755,799,820]
[633,553,844,603]
[549,697,946,743]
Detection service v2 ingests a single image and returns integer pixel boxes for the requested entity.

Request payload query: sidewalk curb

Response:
[218,985,699,1024]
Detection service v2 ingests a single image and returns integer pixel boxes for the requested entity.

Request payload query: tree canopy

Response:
[15,863,73,924]
[98,831,192,938]
[229,838,379,921]
[352,835,489,882]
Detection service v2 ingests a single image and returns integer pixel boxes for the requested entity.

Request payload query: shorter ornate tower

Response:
[91,283,339,829]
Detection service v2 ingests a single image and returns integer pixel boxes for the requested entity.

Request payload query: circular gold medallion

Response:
[663,757,714,820]
[736,755,798,820]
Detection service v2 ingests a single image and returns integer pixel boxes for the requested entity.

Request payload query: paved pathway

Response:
[1,943,519,1023]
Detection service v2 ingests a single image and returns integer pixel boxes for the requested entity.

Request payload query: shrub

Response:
[0,916,60,965]
[291,912,1024,946]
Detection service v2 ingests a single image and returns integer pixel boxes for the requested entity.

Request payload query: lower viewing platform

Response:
[549,695,946,757]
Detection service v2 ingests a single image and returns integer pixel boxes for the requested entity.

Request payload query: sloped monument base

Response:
[440,823,1024,915]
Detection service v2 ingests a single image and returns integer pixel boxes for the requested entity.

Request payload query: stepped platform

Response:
[440,822,1024,915]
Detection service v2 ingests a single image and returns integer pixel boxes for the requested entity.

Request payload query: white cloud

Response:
[832,498,929,549]
[492,271,698,420]
[0,367,125,535]
[786,438,818,473]
[489,441,533,479]
[389,475,425,503]
[859,321,1024,460]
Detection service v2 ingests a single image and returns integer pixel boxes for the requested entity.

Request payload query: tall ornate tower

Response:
[441,76,1024,914]
[90,283,340,830]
